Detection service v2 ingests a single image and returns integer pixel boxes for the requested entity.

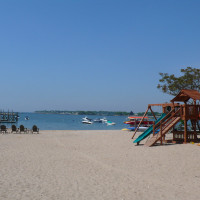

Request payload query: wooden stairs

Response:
[145,116,181,147]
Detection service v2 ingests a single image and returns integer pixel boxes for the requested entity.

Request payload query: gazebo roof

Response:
[171,89,200,102]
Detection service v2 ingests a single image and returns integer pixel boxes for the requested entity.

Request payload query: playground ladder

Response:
[145,116,181,147]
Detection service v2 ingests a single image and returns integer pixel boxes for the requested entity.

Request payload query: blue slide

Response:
[133,113,166,144]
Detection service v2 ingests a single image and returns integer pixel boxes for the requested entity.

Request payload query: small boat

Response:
[82,116,93,124]
[82,120,93,124]
[127,126,148,131]
[124,116,153,126]
[82,116,92,121]
[93,118,103,123]
[100,117,107,123]
[122,128,129,131]
[15,115,20,119]
[25,116,29,120]
[106,121,116,125]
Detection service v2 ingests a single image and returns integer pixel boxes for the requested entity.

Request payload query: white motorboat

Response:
[25,116,29,120]
[93,118,103,123]
[82,116,92,121]
[82,120,93,124]
[82,116,93,124]
[100,117,107,122]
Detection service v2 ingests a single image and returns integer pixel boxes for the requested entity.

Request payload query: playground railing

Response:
[152,108,181,136]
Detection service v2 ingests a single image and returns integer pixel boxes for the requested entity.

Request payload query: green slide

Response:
[133,113,166,144]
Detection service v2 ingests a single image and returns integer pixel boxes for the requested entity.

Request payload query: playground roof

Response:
[171,89,200,102]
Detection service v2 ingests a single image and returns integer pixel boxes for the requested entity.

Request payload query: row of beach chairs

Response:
[0,125,39,134]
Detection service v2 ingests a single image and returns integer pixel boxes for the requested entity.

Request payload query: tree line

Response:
[35,110,131,116]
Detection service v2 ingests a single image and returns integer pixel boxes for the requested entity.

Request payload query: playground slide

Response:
[133,113,166,144]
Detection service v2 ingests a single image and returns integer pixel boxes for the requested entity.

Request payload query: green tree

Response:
[157,67,200,96]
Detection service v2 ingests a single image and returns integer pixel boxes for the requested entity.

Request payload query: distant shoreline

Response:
[35,111,130,116]
[34,110,161,117]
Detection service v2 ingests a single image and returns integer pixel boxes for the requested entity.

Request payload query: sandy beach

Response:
[0,130,200,200]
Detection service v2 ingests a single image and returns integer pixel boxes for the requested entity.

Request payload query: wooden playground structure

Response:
[132,89,200,147]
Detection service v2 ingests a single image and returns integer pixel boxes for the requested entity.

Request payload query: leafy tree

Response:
[157,67,200,96]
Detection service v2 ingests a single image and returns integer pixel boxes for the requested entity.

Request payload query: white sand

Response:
[0,130,200,200]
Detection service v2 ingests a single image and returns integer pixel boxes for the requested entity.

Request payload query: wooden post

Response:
[194,100,197,140]
[135,119,137,130]
[149,107,157,121]
[160,123,163,145]
[194,120,197,140]
[132,107,149,139]
[197,121,200,133]
[184,103,187,144]
[153,122,155,136]
[162,105,165,113]
[184,119,187,143]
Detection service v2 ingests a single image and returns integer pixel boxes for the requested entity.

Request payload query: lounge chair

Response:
[19,125,28,133]
[0,125,7,133]
[11,125,18,133]
[32,125,39,134]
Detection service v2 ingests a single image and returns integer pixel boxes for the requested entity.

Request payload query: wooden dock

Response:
[0,111,19,123]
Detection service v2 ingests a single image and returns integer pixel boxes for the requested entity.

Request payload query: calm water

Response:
[1,113,129,130]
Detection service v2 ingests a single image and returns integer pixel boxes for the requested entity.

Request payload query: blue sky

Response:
[0,0,200,112]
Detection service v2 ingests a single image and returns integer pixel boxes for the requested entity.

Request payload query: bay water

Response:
[2,113,129,130]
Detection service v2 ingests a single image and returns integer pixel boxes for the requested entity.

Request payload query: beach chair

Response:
[11,125,18,133]
[19,125,28,133]
[0,125,7,134]
[32,125,39,134]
